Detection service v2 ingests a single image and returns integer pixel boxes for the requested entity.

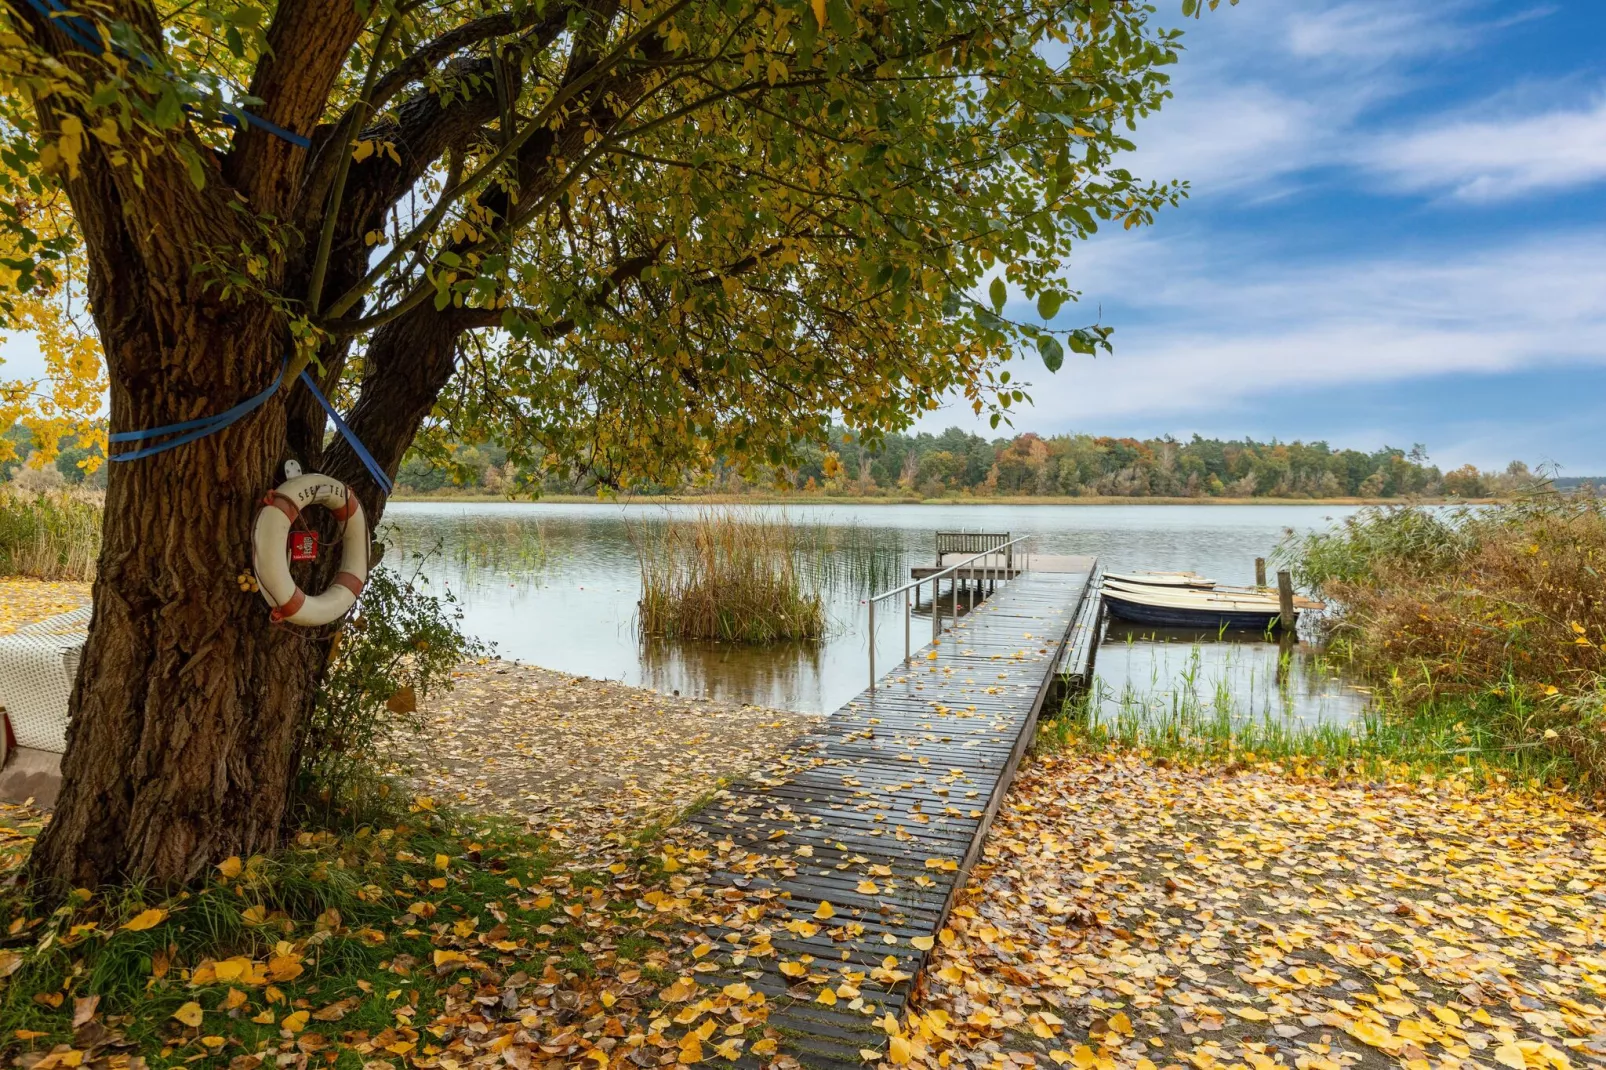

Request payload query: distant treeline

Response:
[1,425,105,490]
[399,428,1564,501]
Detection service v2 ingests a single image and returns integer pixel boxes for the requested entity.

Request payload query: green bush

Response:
[293,563,484,818]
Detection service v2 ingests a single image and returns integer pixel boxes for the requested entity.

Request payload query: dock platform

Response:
[682,559,1097,1067]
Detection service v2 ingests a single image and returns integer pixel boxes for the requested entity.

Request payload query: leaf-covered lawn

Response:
[0,580,90,635]
[392,662,818,854]
[0,801,788,1070]
[901,751,1606,1070]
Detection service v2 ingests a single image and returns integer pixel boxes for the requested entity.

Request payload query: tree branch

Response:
[223,0,371,216]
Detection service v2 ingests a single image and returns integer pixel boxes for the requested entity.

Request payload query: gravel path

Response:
[390,660,821,854]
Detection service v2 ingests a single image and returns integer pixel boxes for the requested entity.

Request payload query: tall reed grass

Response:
[1277,496,1606,793]
[634,509,825,642]
[0,488,101,580]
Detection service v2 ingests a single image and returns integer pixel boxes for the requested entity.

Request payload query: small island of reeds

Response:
[634,509,825,642]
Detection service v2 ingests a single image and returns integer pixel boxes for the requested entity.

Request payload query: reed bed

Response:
[0,487,101,580]
[1277,496,1606,793]
[634,509,825,642]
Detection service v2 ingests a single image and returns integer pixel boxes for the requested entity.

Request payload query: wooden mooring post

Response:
[1276,569,1295,633]
[1255,556,1267,588]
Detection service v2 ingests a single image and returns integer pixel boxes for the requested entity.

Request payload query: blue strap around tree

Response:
[298,370,394,494]
[108,354,395,495]
[21,0,312,149]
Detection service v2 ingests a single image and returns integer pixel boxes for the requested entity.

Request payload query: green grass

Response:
[0,801,678,1067]
[0,488,100,580]
[1038,647,1589,792]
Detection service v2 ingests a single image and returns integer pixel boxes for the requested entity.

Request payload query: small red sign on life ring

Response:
[289,531,319,561]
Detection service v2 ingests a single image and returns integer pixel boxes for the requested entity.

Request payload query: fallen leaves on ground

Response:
[897,750,1606,1070]
[390,661,819,853]
[0,804,798,1070]
[0,579,90,635]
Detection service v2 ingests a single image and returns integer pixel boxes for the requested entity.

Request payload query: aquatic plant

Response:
[634,509,825,642]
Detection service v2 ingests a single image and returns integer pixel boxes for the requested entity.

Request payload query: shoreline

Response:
[389,493,1499,507]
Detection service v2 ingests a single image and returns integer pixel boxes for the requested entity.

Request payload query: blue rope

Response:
[108,353,395,494]
[22,0,311,149]
[298,371,394,495]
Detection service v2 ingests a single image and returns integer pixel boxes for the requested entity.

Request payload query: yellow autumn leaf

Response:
[172,1001,203,1028]
[122,908,167,931]
[910,935,934,950]
[1494,1044,1527,1070]
[282,1010,309,1033]
[780,961,807,978]
[659,977,697,1003]
[1348,1020,1397,1050]
[814,900,836,919]
[1232,1006,1269,1021]
[216,856,242,879]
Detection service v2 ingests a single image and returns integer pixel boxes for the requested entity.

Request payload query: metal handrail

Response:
[866,535,1035,691]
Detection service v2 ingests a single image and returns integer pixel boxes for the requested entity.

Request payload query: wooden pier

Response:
[683,556,1097,1068]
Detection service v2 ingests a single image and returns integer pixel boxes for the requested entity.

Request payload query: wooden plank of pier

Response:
[682,563,1097,1068]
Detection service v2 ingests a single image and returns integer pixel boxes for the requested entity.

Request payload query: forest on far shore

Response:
[0,423,1580,502]
[398,427,1573,501]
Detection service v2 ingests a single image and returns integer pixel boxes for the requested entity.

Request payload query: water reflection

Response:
[1091,621,1370,732]
[379,501,1370,714]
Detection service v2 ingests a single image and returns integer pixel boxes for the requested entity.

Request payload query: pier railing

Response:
[866,535,1036,691]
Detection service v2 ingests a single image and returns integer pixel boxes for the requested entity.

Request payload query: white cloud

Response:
[1282,0,1494,66]
[1362,93,1606,201]
[1122,1,1587,204]
[924,228,1606,435]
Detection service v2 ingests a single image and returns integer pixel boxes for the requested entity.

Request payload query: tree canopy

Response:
[3,0,1189,489]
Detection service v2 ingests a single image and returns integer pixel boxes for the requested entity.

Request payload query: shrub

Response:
[634,509,825,642]
[1279,496,1606,791]
[293,563,483,819]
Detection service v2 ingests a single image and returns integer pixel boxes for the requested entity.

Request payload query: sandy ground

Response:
[391,660,821,853]
[907,749,1606,1069]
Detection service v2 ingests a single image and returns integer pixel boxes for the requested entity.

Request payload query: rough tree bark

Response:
[22,1,374,889]
[19,0,656,888]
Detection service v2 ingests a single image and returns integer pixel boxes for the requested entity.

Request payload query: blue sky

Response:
[922,0,1606,475]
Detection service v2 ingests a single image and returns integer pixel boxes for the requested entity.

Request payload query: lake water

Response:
[380,501,1374,722]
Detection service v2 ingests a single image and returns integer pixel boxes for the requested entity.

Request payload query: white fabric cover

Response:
[0,607,90,753]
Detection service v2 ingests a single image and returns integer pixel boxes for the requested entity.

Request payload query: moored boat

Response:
[1102,570,1217,589]
[1099,582,1292,630]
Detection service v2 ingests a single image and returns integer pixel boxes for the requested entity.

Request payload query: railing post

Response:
[904,591,910,663]
[868,599,876,692]
[933,576,941,641]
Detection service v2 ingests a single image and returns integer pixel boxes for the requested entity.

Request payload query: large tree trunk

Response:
[15,0,555,890]
[27,306,334,889]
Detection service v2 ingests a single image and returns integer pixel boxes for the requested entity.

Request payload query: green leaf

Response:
[225,25,245,58]
[989,276,1007,313]
[1037,335,1065,373]
[1036,291,1064,321]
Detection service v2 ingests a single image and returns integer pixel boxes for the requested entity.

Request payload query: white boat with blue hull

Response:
[1099,577,1319,631]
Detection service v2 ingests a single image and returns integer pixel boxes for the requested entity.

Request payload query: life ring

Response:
[251,473,368,626]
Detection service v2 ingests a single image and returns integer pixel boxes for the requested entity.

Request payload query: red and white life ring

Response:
[251,473,368,626]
